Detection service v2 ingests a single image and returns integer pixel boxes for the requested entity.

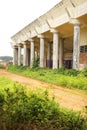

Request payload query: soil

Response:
[0,69,87,111]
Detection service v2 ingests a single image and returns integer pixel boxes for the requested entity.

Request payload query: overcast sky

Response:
[0,0,61,56]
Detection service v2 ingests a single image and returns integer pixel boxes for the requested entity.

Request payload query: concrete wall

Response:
[80,27,87,46]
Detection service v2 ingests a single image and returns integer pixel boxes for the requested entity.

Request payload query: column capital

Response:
[10,42,17,48]
[22,41,27,45]
[28,38,34,42]
[18,43,22,47]
[13,45,18,49]
[50,28,59,33]
[38,34,44,39]
[69,18,80,26]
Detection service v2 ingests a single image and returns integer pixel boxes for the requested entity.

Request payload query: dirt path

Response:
[0,69,87,111]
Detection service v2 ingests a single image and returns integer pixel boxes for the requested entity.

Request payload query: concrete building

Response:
[11,0,87,70]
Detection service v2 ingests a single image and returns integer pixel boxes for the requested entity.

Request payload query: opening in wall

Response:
[80,45,87,53]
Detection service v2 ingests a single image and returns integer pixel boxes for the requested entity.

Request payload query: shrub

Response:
[0,81,87,130]
[64,69,79,76]
[52,67,65,74]
[52,68,79,76]
[80,68,87,77]
[32,57,40,68]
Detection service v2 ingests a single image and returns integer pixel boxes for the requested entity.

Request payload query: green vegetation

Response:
[7,65,87,92]
[32,57,39,68]
[0,75,87,130]
[0,56,13,62]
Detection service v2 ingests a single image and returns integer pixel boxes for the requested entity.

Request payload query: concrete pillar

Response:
[73,24,80,70]
[39,35,44,68]
[13,47,16,65]
[51,29,59,69]
[47,42,51,60]
[18,44,21,66]
[30,39,35,67]
[13,46,18,65]
[59,38,64,68]
[47,42,51,68]
[23,42,27,66]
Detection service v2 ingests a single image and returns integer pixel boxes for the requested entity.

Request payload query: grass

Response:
[7,65,87,93]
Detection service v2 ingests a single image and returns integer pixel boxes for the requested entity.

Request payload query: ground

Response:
[0,69,87,111]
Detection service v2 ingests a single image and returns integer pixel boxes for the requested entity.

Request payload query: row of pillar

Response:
[13,23,80,70]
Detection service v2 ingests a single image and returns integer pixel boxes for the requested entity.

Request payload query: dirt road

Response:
[0,69,87,111]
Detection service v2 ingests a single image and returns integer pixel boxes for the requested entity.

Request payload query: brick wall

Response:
[80,53,87,64]
[79,53,87,70]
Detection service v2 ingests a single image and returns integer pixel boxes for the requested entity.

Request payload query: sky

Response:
[0,0,61,57]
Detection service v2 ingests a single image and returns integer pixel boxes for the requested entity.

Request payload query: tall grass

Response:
[7,65,87,92]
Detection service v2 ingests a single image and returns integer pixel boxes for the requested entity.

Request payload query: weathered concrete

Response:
[13,47,18,65]
[30,39,34,67]
[47,42,51,61]
[39,35,44,68]
[23,42,27,66]
[51,29,59,69]
[18,44,21,66]
[11,0,87,70]
[47,42,51,68]
[59,38,64,68]
[73,24,80,70]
